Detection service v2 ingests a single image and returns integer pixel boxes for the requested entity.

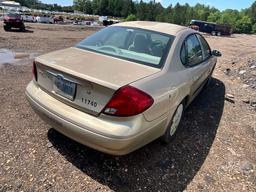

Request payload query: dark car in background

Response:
[190,20,232,36]
[3,13,26,31]
[53,16,64,24]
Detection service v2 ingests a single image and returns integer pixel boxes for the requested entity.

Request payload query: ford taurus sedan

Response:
[25,21,221,155]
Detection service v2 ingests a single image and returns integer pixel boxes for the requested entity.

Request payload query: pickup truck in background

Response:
[3,13,26,31]
[190,20,232,36]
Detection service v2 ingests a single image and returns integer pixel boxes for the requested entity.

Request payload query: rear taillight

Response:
[103,86,154,117]
[33,61,37,81]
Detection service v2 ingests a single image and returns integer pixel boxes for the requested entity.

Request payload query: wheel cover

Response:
[170,104,183,136]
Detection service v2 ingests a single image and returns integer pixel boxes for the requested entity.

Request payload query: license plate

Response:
[53,75,76,100]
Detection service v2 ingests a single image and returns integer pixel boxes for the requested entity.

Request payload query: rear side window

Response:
[180,34,203,66]
[197,34,211,59]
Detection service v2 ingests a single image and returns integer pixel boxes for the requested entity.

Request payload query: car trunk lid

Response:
[35,47,160,116]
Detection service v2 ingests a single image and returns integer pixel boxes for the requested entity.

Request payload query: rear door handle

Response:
[169,87,177,99]
[193,76,199,82]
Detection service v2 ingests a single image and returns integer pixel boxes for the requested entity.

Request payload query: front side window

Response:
[76,26,174,68]
[180,42,186,64]
[197,34,211,59]
[180,34,203,66]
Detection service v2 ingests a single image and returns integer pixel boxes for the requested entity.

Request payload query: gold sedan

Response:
[26,21,221,155]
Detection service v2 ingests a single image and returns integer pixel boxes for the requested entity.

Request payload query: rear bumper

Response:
[25,81,168,155]
[4,22,24,28]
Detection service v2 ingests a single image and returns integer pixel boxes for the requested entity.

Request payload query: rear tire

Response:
[211,31,216,36]
[217,32,222,36]
[20,24,26,32]
[161,102,184,143]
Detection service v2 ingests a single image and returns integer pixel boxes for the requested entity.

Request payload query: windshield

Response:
[5,13,21,19]
[76,26,174,68]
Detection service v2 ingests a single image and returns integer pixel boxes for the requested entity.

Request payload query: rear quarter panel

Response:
[131,29,194,123]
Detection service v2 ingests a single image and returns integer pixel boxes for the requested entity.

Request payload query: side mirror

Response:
[212,50,222,57]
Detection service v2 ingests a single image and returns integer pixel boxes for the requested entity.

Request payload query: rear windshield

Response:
[76,26,174,68]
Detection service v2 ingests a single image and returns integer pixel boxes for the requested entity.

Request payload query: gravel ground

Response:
[0,22,255,192]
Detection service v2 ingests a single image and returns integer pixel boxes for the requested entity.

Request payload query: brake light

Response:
[33,61,37,81]
[103,86,154,117]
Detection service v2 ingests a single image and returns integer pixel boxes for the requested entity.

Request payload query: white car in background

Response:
[21,15,36,22]
[35,16,54,24]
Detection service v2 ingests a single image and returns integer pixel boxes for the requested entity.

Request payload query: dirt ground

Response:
[0,22,255,192]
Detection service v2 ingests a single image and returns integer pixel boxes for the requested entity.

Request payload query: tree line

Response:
[74,0,256,34]
[13,0,256,33]
[14,0,74,12]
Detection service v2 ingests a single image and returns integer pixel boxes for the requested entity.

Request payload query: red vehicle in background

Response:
[3,13,26,31]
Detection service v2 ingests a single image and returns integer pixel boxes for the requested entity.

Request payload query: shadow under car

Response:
[47,78,225,192]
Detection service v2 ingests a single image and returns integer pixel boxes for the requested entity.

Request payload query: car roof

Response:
[113,21,191,36]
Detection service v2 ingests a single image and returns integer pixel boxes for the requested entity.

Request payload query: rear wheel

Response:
[161,102,184,143]
[20,24,26,32]
[217,32,222,36]
[211,31,216,36]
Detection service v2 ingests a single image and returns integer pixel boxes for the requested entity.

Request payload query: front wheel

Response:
[20,24,26,32]
[211,31,216,36]
[4,25,11,31]
[161,103,184,143]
